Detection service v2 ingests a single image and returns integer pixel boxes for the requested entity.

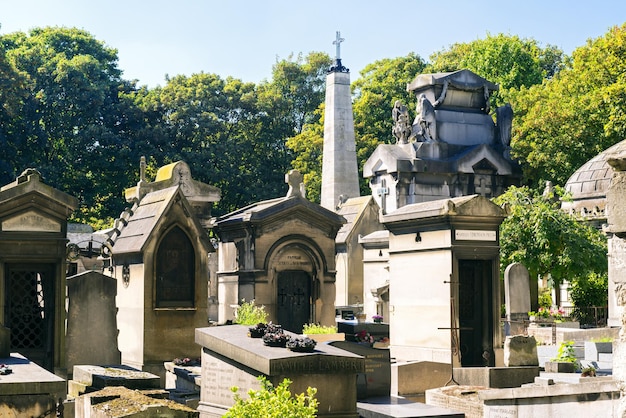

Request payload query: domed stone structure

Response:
[563,139,626,327]
[563,139,626,227]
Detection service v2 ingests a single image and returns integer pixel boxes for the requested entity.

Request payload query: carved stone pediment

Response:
[2,209,61,232]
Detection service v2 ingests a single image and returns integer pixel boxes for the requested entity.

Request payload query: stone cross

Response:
[285,169,303,198]
[333,31,344,61]
[377,179,389,215]
[475,177,492,197]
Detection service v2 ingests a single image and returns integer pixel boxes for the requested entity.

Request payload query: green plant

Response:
[225,376,318,417]
[581,365,597,377]
[551,340,580,370]
[234,299,268,325]
[538,289,552,309]
[302,323,338,334]
[591,337,614,343]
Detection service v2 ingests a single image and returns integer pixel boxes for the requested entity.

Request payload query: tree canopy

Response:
[509,23,626,188]
[0,24,624,234]
[494,186,607,307]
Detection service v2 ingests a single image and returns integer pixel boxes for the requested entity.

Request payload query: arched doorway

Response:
[271,245,319,333]
[277,270,311,333]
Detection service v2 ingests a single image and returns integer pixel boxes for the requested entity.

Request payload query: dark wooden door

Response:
[277,270,311,333]
[458,259,493,367]
[4,263,55,370]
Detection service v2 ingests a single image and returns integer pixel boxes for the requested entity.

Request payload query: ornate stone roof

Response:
[562,139,626,221]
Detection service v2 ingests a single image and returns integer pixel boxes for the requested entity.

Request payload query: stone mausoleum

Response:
[214,170,345,333]
[0,169,78,372]
[364,69,521,214]
[103,159,220,377]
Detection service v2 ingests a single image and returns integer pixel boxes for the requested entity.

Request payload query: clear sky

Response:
[1,1,625,87]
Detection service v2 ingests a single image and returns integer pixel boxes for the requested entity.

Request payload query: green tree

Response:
[225,377,318,418]
[261,52,331,202]
[494,186,607,307]
[426,33,564,108]
[0,27,144,223]
[286,105,324,202]
[352,54,427,190]
[509,24,626,189]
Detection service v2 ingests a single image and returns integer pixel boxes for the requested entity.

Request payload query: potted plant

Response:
[544,340,580,373]
[372,315,383,324]
[302,323,344,343]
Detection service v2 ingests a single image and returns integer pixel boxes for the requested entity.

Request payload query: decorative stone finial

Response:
[139,156,146,184]
[285,169,304,198]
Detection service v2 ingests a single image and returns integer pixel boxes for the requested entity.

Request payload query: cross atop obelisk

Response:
[329,31,348,73]
[333,31,344,61]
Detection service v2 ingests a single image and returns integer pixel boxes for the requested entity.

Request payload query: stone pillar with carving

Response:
[605,150,626,416]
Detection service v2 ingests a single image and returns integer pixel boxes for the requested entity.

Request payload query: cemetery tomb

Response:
[0,169,78,372]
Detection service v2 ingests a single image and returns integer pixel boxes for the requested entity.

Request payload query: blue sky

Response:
[1,1,625,87]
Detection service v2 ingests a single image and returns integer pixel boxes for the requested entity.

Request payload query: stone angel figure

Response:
[392,100,412,144]
[412,94,436,141]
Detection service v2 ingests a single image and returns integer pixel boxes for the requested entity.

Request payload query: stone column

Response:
[605,151,626,416]
[320,70,360,211]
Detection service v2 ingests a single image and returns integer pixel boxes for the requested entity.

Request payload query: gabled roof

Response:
[363,144,414,177]
[335,196,378,244]
[382,194,507,225]
[215,195,345,232]
[454,144,518,175]
[0,169,78,217]
[111,186,209,255]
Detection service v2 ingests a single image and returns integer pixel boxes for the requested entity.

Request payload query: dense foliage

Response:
[494,186,607,306]
[225,376,318,418]
[509,23,626,188]
[0,23,624,241]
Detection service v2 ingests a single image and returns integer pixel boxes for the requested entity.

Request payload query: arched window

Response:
[155,226,195,307]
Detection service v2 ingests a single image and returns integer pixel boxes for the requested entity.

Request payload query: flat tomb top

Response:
[0,353,65,395]
[357,397,464,418]
[196,325,364,376]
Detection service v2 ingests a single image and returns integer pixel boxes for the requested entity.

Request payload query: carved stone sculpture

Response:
[392,100,412,144]
[412,94,436,141]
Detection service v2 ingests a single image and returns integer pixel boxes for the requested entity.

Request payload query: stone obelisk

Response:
[320,31,360,211]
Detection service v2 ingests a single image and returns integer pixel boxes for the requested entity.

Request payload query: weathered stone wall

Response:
[606,152,626,416]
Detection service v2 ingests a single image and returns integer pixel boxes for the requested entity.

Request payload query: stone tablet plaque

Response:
[2,210,61,232]
[330,341,391,399]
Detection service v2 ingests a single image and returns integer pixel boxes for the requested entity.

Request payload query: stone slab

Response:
[75,386,197,418]
[195,325,364,376]
[72,364,160,389]
[196,325,365,418]
[357,396,464,417]
[453,366,539,388]
[503,335,538,366]
[0,353,65,396]
[391,361,450,396]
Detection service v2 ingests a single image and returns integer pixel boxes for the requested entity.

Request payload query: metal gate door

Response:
[458,259,493,367]
[4,264,55,370]
[276,270,311,333]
